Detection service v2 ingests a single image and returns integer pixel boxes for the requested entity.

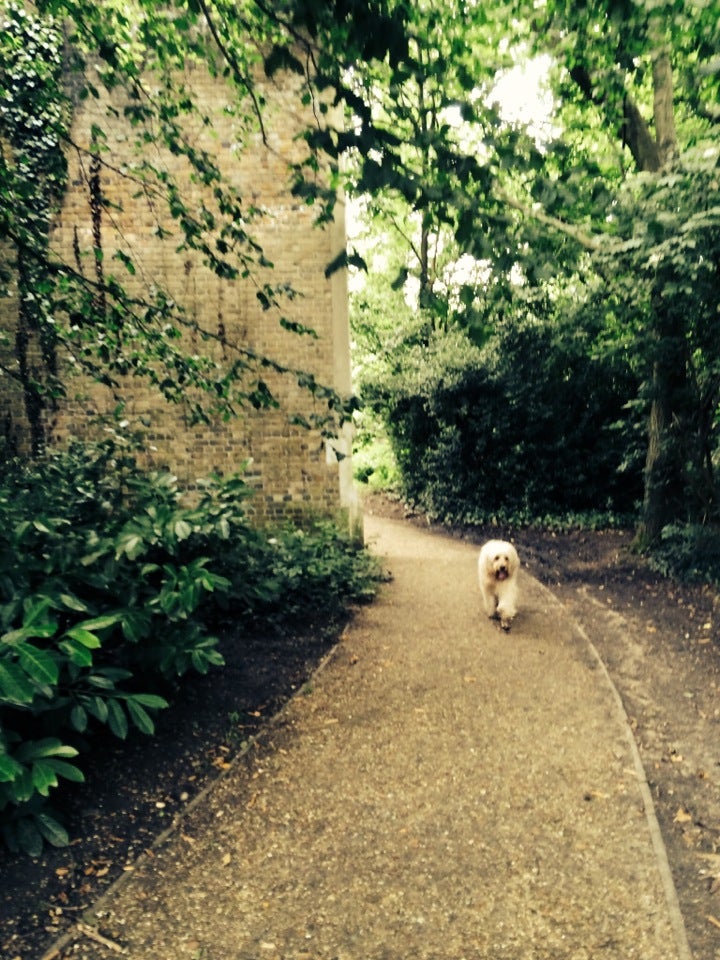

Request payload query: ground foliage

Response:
[0,438,381,857]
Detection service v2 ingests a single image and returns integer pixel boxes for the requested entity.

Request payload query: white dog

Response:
[478,539,519,631]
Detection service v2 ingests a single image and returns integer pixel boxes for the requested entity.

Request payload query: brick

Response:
[0,60,360,529]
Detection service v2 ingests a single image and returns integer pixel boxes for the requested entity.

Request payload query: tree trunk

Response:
[634,297,688,548]
[621,97,661,172]
[651,46,678,166]
[633,16,682,548]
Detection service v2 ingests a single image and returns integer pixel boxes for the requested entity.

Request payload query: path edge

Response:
[531,577,694,960]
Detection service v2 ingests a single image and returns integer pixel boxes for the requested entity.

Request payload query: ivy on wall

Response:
[1,2,69,454]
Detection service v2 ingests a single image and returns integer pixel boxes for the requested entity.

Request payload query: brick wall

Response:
[1,57,360,531]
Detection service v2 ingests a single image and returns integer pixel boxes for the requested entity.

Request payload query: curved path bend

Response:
[52,514,692,960]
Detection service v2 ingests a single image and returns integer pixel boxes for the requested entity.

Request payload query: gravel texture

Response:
[46,514,690,960]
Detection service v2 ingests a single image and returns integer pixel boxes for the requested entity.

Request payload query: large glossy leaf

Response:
[0,662,35,705]
[36,812,70,848]
[107,699,128,739]
[0,753,24,783]
[64,627,101,649]
[16,643,58,686]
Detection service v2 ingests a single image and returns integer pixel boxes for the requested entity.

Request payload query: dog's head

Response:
[482,540,519,581]
[492,552,512,581]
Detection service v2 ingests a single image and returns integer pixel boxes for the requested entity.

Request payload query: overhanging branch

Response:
[497,188,607,252]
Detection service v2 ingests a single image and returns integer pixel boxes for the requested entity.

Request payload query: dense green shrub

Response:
[362,309,644,524]
[231,521,382,628]
[647,524,720,586]
[0,440,380,854]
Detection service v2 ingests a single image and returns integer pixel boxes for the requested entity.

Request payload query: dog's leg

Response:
[480,585,498,619]
[497,608,514,631]
[496,585,517,631]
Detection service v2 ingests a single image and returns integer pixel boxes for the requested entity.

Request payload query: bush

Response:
[647,524,720,587]
[251,521,381,626]
[0,440,381,854]
[362,309,643,525]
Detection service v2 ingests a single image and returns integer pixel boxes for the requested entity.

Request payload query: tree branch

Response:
[569,63,662,172]
[496,188,606,252]
[195,0,268,145]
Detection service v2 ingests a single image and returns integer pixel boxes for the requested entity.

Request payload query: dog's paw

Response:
[500,619,512,632]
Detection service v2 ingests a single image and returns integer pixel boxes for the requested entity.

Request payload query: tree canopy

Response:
[343,0,720,541]
[2,0,719,542]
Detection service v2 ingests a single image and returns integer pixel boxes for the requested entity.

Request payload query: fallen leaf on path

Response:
[674,807,693,823]
[698,853,720,867]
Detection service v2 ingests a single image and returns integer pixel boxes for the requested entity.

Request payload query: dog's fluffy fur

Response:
[478,539,519,631]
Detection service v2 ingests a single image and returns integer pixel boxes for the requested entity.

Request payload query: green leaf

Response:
[58,638,94,667]
[32,760,59,797]
[12,769,33,803]
[2,618,58,644]
[126,699,155,735]
[85,696,109,723]
[120,609,151,643]
[16,818,43,857]
[36,812,70,848]
[128,693,169,710]
[71,704,88,733]
[59,593,90,613]
[0,753,24,783]
[16,738,78,761]
[115,533,145,561]
[0,662,36,705]
[174,519,192,540]
[16,643,58,685]
[64,627,102,649]
[107,699,128,739]
[76,613,124,632]
[22,599,56,630]
[44,758,84,783]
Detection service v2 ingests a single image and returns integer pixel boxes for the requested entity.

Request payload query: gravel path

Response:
[46,514,691,960]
